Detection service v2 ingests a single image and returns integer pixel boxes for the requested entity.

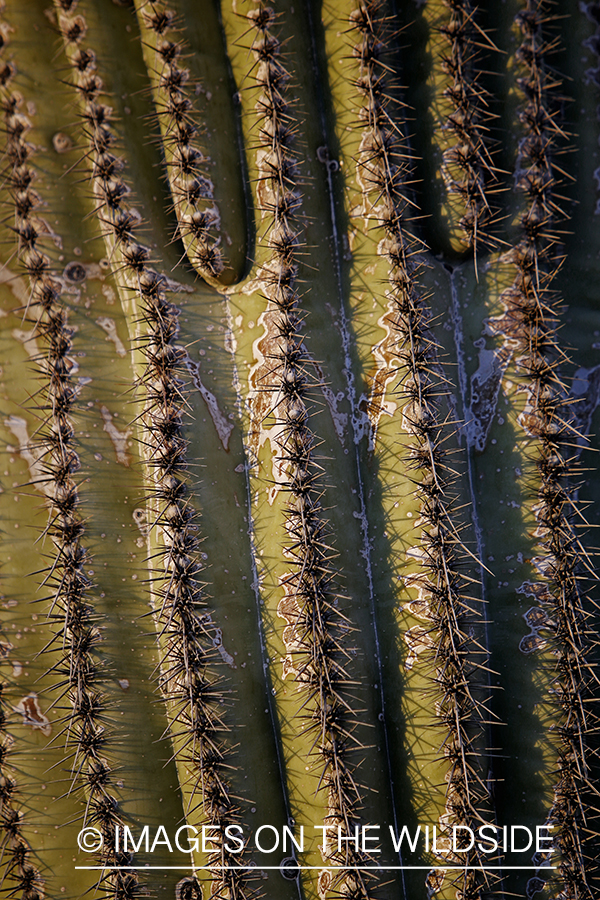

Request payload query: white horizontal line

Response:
[75,865,555,871]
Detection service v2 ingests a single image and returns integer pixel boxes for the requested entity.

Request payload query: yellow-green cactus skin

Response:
[0,1,598,900]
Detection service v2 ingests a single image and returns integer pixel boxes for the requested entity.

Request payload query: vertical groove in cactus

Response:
[134,0,247,284]
[52,5,264,898]
[339,6,495,899]
[239,5,381,896]
[0,9,140,900]
[424,0,499,261]
[484,4,597,896]
[0,3,598,900]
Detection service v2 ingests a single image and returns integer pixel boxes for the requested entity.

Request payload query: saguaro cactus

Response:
[0,1,597,899]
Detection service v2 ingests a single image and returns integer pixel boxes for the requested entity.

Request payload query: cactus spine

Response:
[0,1,598,900]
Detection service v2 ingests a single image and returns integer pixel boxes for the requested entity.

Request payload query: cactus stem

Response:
[480,1,599,893]
[425,0,501,268]
[0,11,140,899]
[344,2,498,896]
[53,6,257,895]
[243,5,382,896]
[136,0,227,284]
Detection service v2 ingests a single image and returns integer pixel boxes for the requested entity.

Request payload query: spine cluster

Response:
[436,0,496,261]
[53,5,252,897]
[0,9,136,899]
[139,0,226,280]
[0,42,32,899]
[491,2,597,895]
[246,6,373,897]
[0,33,46,900]
[349,3,491,896]
[0,686,35,900]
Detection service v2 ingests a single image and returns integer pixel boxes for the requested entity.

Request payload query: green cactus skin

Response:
[0,1,598,900]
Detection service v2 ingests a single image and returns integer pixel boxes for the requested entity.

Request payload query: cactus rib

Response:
[426,0,499,261]
[244,5,378,897]
[52,5,257,898]
[135,0,229,283]
[346,4,495,897]
[495,1,598,895]
[0,16,142,899]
